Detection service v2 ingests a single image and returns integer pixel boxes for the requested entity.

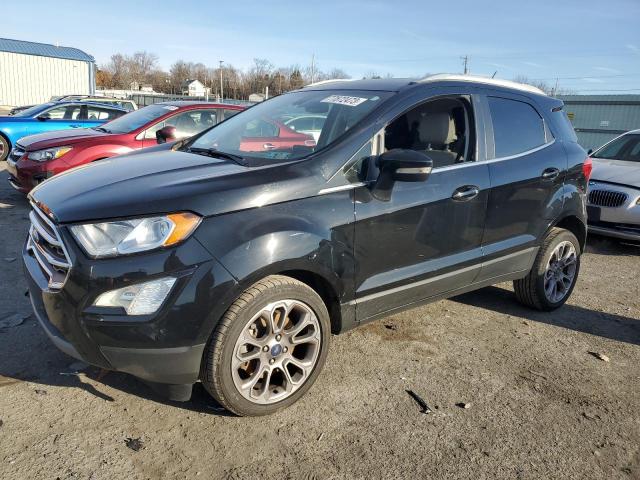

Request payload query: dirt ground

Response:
[0,162,638,480]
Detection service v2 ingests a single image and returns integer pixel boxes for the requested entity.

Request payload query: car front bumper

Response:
[22,223,238,400]
[587,181,640,241]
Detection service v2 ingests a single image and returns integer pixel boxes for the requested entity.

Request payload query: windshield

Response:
[187,89,392,162]
[100,104,178,134]
[14,103,54,117]
[593,134,640,162]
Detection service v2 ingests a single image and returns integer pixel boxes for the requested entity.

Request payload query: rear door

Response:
[477,93,566,281]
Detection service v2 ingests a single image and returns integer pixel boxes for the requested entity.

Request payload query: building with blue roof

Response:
[0,38,96,108]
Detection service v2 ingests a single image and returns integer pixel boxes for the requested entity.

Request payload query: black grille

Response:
[588,189,628,208]
[26,204,71,290]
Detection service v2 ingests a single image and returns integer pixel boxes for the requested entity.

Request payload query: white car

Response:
[283,115,326,142]
[587,129,640,241]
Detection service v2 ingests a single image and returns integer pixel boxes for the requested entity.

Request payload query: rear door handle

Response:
[70,124,83,128]
[541,167,560,180]
[263,143,276,150]
[452,185,480,201]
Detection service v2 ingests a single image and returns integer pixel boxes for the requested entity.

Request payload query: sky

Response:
[2,0,640,93]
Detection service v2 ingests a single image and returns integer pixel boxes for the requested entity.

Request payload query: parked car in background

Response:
[6,102,244,192]
[23,75,589,416]
[283,114,326,141]
[0,101,127,162]
[239,117,317,152]
[50,95,138,111]
[586,129,640,241]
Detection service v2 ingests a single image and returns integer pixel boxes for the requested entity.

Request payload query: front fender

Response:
[63,144,135,168]
[193,193,356,304]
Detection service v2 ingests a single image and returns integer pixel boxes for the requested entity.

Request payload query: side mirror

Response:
[36,114,51,121]
[371,149,433,201]
[156,125,177,144]
[587,148,593,155]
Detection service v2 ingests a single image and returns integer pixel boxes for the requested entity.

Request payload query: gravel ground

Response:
[0,162,639,479]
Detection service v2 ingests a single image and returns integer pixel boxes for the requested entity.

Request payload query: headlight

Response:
[93,277,177,315]
[70,212,201,258]
[27,146,72,162]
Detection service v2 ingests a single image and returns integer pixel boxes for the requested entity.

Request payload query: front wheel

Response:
[514,228,581,311]
[201,275,331,416]
[0,135,10,161]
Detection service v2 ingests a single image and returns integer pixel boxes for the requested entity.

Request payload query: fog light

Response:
[93,277,177,315]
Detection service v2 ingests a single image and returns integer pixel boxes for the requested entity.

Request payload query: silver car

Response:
[587,129,640,241]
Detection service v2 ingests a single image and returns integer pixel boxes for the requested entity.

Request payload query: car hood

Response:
[29,149,315,223]
[17,128,107,150]
[591,158,640,187]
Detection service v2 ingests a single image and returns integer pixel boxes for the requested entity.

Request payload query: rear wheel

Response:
[201,275,330,416]
[514,228,581,311]
[0,135,10,161]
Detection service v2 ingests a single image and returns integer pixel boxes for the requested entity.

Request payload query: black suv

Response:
[23,75,589,416]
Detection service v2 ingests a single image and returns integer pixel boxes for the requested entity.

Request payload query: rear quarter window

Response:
[488,97,547,157]
[552,109,578,143]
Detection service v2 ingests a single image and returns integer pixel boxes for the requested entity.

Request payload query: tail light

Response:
[583,156,593,181]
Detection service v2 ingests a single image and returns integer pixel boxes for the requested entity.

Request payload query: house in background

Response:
[0,37,95,107]
[181,79,209,97]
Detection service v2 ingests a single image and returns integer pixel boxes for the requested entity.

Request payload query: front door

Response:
[353,93,490,321]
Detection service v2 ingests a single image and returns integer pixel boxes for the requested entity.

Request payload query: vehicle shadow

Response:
[450,285,640,347]
[586,233,640,256]
[0,317,233,416]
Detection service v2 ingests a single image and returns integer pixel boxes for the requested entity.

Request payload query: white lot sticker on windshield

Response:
[163,105,179,111]
[321,95,368,107]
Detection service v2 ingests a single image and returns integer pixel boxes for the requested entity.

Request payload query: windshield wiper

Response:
[93,126,112,133]
[187,147,246,165]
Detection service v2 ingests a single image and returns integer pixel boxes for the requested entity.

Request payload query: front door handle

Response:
[263,143,276,150]
[541,167,560,180]
[452,185,480,201]
[70,124,83,128]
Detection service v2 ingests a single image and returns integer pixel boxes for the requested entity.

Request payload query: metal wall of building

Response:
[0,52,93,107]
[558,95,640,151]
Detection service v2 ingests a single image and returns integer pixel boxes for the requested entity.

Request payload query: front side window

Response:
[592,134,640,162]
[383,96,475,168]
[488,97,546,158]
[186,89,392,162]
[44,105,82,120]
[144,109,218,139]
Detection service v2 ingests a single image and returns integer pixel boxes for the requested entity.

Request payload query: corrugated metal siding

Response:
[0,52,92,106]
[558,94,640,151]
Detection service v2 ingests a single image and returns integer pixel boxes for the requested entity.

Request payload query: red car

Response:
[239,118,316,152]
[7,102,244,193]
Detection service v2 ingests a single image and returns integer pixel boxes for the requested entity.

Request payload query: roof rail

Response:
[304,78,357,88]
[418,74,546,95]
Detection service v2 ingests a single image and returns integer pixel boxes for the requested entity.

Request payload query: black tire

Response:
[0,134,10,162]
[514,228,581,311]
[201,275,331,416]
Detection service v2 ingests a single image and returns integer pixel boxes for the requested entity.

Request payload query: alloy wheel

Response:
[231,299,321,405]
[543,241,577,303]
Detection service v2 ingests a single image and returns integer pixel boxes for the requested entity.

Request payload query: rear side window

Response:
[488,97,546,157]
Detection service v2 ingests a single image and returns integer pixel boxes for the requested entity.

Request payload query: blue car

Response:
[0,101,127,161]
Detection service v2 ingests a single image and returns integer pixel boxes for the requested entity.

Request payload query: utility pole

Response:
[552,77,559,96]
[219,60,224,101]
[310,54,316,84]
[461,55,469,74]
